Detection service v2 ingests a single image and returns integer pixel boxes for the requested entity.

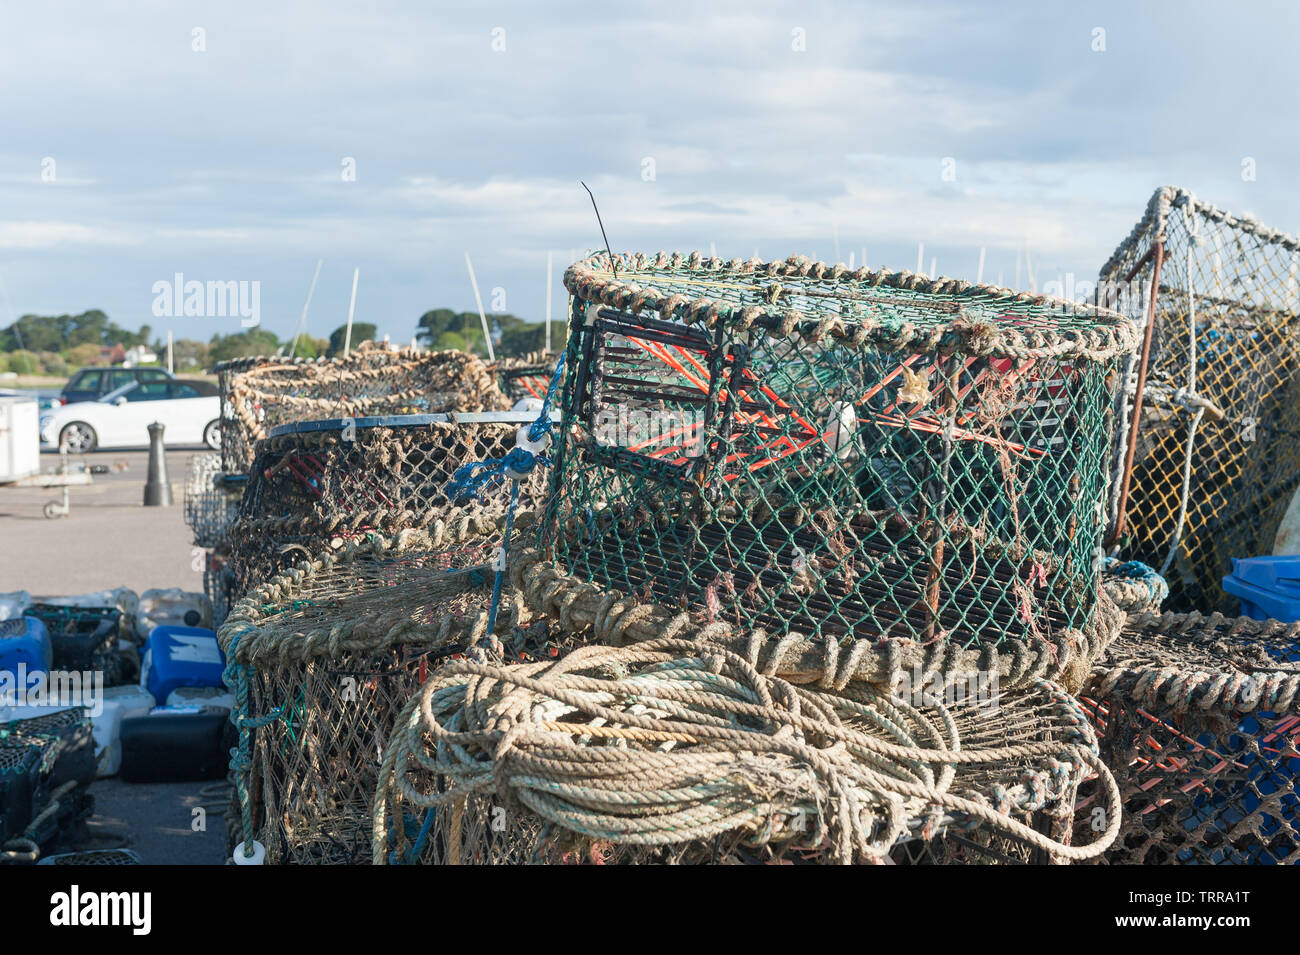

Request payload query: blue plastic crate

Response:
[140,626,226,702]
[0,616,52,695]
[1223,556,1300,623]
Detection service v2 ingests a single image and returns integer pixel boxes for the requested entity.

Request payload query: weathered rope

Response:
[446,355,565,504]
[0,779,80,864]
[1100,558,1169,614]
[566,252,1139,362]
[1101,185,1300,279]
[373,638,1121,864]
[1086,610,1300,715]
[218,518,530,667]
[222,629,285,860]
[507,546,1125,694]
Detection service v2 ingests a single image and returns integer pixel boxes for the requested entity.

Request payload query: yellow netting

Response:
[1102,187,1300,610]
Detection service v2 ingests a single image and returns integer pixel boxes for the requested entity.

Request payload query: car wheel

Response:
[203,419,222,451]
[58,421,97,452]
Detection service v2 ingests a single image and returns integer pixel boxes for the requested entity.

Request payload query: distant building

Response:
[122,345,158,367]
[97,343,127,365]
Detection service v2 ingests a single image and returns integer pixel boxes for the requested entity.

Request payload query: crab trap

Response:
[216,344,509,473]
[225,410,554,602]
[497,353,560,406]
[1,708,95,862]
[1102,187,1300,611]
[1077,610,1300,864]
[543,253,1138,689]
[375,639,1119,865]
[218,528,573,865]
[203,551,236,629]
[183,452,244,550]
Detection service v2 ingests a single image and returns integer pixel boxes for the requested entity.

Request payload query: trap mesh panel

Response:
[1101,187,1300,611]
[376,640,1117,865]
[1077,611,1300,864]
[218,527,567,865]
[497,353,560,405]
[225,412,549,601]
[204,550,235,628]
[216,345,510,473]
[1,709,93,859]
[41,849,143,865]
[183,453,243,549]
[544,253,1137,688]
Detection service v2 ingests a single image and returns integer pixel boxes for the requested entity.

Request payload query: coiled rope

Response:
[374,638,1122,864]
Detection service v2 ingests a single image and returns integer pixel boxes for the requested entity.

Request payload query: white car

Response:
[39,379,222,452]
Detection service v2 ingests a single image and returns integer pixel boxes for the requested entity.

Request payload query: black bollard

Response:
[143,421,174,506]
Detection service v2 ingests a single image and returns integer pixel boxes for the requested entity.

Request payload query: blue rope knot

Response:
[446,354,566,505]
[447,447,551,503]
[1102,557,1170,606]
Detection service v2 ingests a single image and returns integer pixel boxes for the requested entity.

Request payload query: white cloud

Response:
[1,1,1298,340]
[0,222,132,249]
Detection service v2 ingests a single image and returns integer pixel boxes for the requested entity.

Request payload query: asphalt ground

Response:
[2,446,228,864]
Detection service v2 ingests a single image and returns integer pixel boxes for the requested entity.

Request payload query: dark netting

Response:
[1101,186,1300,612]
[0,708,94,863]
[218,526,577,865]
[225,411,551,602]
[215,345,510,473]
[183,453,243,550]
[497,353,560,405]
[204,550,236,628]
[540,253,1137,692]
[375,640,1119,865]
[40,849,143,865]
[1076,610,1300,864]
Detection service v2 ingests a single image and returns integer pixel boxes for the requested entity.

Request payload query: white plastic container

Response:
[136,589,212,640]
[0,590,31,621]
[166,686,234,712]
[0,397,38,484]
[93,685,157,777]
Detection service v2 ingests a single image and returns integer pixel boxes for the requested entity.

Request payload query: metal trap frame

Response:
[1102,187,1300,610]
[219,529,572,865]
[226,410,554,602]
[1078,610,1300,864]
[183,452,244,550]
[542,253,1137,684]
[215,346,510,473]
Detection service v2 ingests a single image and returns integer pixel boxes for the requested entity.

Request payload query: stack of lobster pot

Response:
[372,250,1143,865]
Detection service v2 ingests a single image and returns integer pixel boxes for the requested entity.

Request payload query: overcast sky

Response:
[1,0,1297,345]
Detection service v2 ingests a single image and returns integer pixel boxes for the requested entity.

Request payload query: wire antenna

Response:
[580,181,616,278]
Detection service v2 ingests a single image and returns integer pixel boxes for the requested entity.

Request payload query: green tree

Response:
[326,322,377,358]
[208,329,282,363]
[169,339,211,371]
[1,316,63,352]
[4,350,41,375]
[0,309,158,353]
[433,331,467,351]
[499,321,560,356]
[415,309,546,358]
[290,336,330,359]
[64,342,103,369]
[414,309,460,346]
[39,351,68,377]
